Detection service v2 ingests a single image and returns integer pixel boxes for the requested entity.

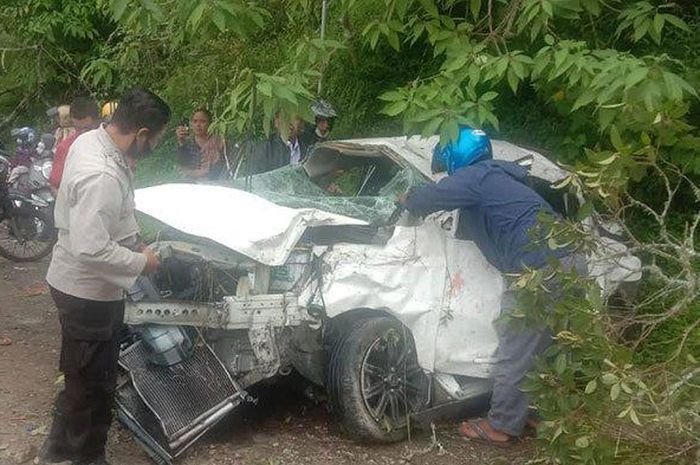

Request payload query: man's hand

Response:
[142,248,160,274]
[398,187,418,206]
[175,125,188,146]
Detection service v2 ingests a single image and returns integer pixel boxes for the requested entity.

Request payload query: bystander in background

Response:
[49,96,101,190]
[175,108,226,182]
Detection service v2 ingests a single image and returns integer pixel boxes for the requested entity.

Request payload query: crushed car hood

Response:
[135,184,366,266]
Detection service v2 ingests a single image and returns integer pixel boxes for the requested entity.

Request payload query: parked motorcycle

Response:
[0,153,55,262]
[9,127,37,167]
[8,132,55,197]
[6,129,56,236]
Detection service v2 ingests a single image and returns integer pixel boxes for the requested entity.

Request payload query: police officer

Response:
[39,88,170,465]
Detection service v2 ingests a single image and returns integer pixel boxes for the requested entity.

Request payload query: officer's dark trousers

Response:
[45,286,124,462]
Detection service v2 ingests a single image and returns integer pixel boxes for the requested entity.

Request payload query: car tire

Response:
[326,316,429,443]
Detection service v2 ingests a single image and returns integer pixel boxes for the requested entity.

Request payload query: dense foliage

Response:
[1,1,698,463]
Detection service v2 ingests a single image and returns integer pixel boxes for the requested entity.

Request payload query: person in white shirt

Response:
[40,87,170,465]
[248,113,306,175]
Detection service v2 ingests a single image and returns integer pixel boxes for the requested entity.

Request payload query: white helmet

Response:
[311,100,337,119]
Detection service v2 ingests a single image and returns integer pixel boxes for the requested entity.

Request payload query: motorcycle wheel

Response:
[0,206,54,262]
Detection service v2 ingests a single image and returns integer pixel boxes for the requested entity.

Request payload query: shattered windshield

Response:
[225,164,427,224]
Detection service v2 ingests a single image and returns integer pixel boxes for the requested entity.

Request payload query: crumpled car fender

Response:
[316,222,503,378]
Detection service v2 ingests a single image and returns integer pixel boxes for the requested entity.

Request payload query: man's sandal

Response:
[458,419,514,449]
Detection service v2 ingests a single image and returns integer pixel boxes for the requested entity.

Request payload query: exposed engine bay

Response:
[117,240,325,464]
[131,242,249,300]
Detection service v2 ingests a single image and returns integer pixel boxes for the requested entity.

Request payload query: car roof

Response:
[316,135,568,183]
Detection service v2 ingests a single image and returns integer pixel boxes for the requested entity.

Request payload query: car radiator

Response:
[116,341,247,464]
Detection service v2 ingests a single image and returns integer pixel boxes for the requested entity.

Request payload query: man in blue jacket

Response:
[401,127,585,446]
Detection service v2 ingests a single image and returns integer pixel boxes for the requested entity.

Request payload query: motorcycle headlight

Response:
[40,160,53,180]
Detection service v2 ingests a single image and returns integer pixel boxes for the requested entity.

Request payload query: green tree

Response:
[0,0,116,129]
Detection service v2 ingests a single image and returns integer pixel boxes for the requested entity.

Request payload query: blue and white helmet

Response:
[431,126,492,174]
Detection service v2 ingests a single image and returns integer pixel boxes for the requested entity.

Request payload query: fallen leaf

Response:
[21,282,49,297]
[29,424,48,436]
[0,337,12,346]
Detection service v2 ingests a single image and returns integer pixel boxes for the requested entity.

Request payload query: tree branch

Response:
[0,87,42,132]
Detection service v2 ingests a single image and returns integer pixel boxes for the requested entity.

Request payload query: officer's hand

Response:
[142,248,160,274]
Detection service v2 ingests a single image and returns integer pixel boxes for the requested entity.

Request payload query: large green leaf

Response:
[112,0,129,20]
[140,0,164,21]
[470,0,481,19]
[418,0,439,18]
[212,10,226,32]
[382,99,409,116]
[188,2,206,28]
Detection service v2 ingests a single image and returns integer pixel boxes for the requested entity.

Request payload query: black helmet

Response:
[311,100,337,119]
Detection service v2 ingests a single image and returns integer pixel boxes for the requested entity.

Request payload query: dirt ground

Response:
[0,257,536,465]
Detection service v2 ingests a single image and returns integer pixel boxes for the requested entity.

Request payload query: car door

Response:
[420,209,503,379]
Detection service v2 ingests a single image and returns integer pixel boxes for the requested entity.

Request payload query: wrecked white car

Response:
[117,136,641,464]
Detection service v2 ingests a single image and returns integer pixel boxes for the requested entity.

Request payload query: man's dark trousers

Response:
[44,287,124,462]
